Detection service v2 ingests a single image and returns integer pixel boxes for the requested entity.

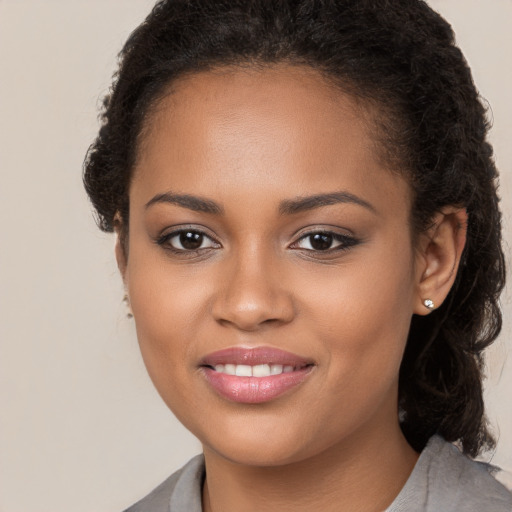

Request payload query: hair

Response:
[83,0,506,457]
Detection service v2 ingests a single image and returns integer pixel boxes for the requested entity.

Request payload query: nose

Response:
[211,250,295,332]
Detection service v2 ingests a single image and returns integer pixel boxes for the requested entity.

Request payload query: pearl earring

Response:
[423,299,435,310]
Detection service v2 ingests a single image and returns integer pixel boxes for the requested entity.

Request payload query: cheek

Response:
[293,250,415,439]
[301,241,416,382]
[127,231,210,326]
[125,246,212,395]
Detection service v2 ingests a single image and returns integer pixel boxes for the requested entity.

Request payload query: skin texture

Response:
[117,65,467,512]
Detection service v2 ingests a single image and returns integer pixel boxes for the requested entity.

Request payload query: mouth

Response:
[199,347,315,404]
[208,363,305,377]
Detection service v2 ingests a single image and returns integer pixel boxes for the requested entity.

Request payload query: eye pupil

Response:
[180,231,203,250]
[310,233,333,250]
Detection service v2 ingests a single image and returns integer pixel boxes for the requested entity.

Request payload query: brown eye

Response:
[309,233,334,251]
[179,231,204,250]
[158,229,219,252]
[292,231,359,253]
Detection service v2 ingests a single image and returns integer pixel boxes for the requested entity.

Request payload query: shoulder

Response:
[389,436,512,512]
[428,436,512,509]
[122,454,205,512]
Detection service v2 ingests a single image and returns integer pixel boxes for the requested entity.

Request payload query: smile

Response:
[200,347,314,404]
[212,363,299,377]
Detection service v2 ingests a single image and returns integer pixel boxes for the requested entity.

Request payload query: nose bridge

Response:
[212,238,294,330]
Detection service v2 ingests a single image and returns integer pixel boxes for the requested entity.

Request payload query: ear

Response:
[113,212,128,282]
[413,207,467,315]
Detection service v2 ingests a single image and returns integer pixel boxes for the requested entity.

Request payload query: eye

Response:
[157,229,220,253]
[292,231,358,252]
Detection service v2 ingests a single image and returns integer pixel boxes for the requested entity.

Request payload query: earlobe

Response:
[114,215,132,318]
[115,235,128,280]
[414,207,467,315]
[113,213,128,281]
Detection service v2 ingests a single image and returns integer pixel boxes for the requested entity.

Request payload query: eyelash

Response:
[155,228,359,256]
[155,228,221,256]
[290,230,359,254]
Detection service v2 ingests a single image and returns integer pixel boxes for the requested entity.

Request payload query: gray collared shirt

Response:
[124,436,512,511]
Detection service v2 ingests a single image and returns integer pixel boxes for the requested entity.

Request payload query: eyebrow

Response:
[145,192,224,214]
[278,192,376,215]
[145,190,376,216]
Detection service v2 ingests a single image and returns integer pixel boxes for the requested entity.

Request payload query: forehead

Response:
[139,64,371,164]
[132,64,410,216]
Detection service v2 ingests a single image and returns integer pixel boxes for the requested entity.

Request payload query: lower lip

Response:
[201,366,313,404]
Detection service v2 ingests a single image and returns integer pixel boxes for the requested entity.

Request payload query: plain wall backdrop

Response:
[0,1,510,511]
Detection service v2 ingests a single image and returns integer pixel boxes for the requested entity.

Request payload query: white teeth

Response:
[213,363,299,377]
[235,364,252,377]
[252,364,271,377]
[270,364,283,375]
[224,364,236,375]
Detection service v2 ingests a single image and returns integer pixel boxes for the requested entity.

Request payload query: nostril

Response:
[211,266,295,329]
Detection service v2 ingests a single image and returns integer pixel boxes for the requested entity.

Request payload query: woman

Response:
[83,0,512,510]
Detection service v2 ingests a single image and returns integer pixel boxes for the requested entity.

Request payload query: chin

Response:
[206,438,310,467]
[191,411,341,468]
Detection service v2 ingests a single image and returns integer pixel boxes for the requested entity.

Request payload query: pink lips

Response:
[200,347,314,404]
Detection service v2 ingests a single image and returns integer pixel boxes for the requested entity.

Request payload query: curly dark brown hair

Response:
[83,0,506,457]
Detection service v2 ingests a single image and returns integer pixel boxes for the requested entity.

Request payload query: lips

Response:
[200,346,312,367]
[200,347,314,404]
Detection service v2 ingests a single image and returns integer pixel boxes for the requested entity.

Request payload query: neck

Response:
[201,417,418,512]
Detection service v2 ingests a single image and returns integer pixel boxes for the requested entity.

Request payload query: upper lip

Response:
[200,346,314,368]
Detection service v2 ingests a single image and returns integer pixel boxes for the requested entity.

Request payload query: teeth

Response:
[235,364,252,377]
[252,364,271,377]
[213,363,298,377]
[224,364,236,375]
[270,364,283,375]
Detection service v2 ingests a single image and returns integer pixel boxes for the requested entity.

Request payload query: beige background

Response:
[0,1,510,511]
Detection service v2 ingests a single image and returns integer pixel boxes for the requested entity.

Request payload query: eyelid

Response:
[289,227,359,252]
[155,225,221,253]
[154,224,359,256]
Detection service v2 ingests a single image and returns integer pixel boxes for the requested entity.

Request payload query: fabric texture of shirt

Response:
[123,436,512,511]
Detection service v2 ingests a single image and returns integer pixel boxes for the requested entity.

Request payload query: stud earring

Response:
[123,294,133,318]
[423,299,435,310]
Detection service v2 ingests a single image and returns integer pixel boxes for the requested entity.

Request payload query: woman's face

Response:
[123,65,421,466]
